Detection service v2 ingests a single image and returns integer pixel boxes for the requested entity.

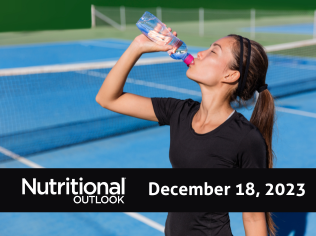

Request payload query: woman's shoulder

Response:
[233,111,261,134]
[180,98,200,108]
[159,97,199,104]
[233,112,267,160]
[175,98,200,115]
[230,112,266,149]
[151,97,200,111]
[151,97,200,126]
[232,112,267,168]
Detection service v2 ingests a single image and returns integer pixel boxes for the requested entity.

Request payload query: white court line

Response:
[77,70,202,97]
[0,147,164,232]
[124,212,165,232]
[80,70,316,118]
[264,38,316,52]
[0,55,197,76]
[276,106,316,118]
[0,146,43,168]
[1,38,316,76]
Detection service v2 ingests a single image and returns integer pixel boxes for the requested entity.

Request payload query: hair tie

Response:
[257,84,268,93]
[237,36,251,96]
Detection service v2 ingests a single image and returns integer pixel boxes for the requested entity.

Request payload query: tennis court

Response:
[241,23,315,35]
[0,36,316,236]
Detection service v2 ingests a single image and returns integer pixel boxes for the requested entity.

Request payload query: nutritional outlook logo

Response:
[22,177,126,204]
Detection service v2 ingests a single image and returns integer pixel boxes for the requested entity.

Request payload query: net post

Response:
[91,5,96,28]
[199,8,204,37]
[250,9,255,40]
[313,10,316,39]
[120,6,126,31]
[157,7,162,21]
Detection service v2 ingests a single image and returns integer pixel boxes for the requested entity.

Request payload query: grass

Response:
[0,15,314,48]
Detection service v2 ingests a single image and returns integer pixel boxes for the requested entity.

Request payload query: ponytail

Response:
[250,90,277,236]
[227,34,278,236]
[250,90,275,169]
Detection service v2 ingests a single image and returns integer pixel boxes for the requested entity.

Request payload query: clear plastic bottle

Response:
[136,11,194,67]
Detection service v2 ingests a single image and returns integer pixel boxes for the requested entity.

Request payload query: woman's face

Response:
[186,36,236,87]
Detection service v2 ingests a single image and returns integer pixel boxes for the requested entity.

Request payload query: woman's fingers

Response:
[161,23,178,38]
[166,26,177,36]
[163,23,177,35]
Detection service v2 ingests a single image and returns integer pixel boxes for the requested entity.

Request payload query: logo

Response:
[22,177,126,204]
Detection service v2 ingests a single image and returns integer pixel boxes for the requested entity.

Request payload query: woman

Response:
[96,25,277,236]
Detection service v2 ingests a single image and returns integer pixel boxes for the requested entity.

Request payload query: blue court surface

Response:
[241,23,314,35]
[0,38,316,236]
[0,38,205,69]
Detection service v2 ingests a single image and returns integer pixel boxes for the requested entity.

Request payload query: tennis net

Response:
[0,39,316,161]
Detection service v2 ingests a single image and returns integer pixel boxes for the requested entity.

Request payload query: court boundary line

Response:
[0,38,316,76]
[0,146,165,232]
[81,70,316,118]
[77,70,202,97]
[0,55,197,76]
[264,38,316,52]
[275,106,316,118]
[124,212,165,232]
[0,146,43,168]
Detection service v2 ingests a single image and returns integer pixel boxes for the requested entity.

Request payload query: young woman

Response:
[96,25,277,236]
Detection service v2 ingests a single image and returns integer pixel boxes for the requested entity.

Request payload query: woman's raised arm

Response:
[95,27,176,122]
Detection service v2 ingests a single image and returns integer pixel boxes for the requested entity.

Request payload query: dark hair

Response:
[227,34,277,236]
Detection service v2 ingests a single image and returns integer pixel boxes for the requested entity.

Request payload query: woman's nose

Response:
[197,51,204,59]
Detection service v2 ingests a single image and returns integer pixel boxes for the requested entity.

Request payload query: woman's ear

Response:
[223,70,240,84]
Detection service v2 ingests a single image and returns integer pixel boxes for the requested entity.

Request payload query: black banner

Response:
[1,168,315,212]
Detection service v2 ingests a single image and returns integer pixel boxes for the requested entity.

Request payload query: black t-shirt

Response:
[151,97,268,236]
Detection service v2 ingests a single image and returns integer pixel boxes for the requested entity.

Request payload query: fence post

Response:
[314,10,316,39]
[91,5,96,28]
[157,7,162,21]
[199,8,204,37]
[251,9,255,39]
[120,6,126,30]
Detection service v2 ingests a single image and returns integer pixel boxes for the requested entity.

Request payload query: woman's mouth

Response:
[190,58,195,66]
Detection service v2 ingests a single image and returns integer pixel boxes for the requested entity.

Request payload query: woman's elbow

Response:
[95,94,108,108]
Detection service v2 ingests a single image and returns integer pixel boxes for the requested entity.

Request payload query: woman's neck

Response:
[195,87,234,127]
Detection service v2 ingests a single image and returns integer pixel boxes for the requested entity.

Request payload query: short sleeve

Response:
[151,97,183,126]
[238,129,268,168]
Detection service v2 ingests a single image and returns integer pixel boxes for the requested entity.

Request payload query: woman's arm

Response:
[95,26,175,121]
[243,212,267,236]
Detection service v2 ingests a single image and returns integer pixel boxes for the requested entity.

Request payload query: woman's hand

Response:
[132,23,178,54]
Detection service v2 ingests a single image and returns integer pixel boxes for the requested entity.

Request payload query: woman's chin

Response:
[186,71,199,83]
[186,76,200,84]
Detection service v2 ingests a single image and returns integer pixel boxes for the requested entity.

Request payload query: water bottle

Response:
[136,11,194,67]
